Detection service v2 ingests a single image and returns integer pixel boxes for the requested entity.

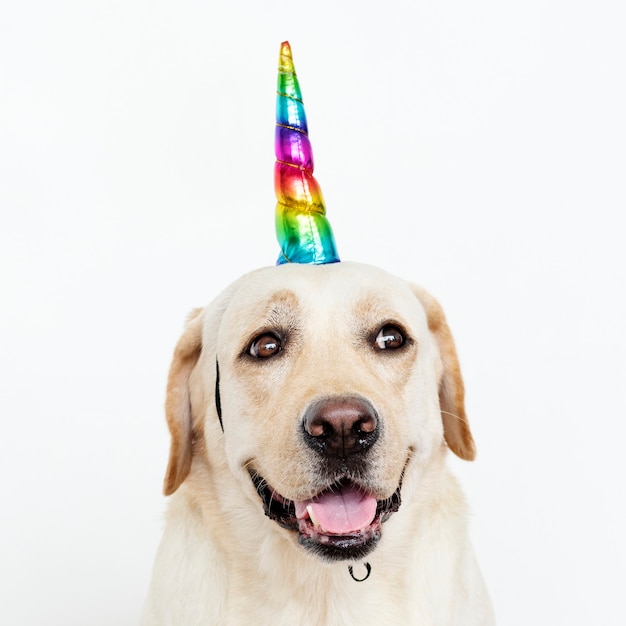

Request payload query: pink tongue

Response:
[295,485,377,534]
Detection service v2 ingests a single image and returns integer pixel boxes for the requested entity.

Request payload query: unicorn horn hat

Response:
[274,41,340,265]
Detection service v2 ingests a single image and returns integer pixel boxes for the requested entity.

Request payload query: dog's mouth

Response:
[250,473,402,561]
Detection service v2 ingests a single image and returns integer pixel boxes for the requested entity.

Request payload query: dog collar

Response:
[348,562,372,582]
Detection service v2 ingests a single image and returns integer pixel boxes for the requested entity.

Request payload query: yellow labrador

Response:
[142,261,494,625]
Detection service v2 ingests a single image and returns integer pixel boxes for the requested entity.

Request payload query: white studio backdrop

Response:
[1,1,625,624]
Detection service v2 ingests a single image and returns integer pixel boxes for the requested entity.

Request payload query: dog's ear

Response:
[411,286,476,461]
[163,308,204,495]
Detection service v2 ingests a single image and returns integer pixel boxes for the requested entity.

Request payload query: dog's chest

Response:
[223,567,414,626]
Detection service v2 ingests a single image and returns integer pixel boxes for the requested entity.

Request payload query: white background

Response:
[1,1,625,624]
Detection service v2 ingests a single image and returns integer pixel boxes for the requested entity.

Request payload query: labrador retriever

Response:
[142,261,494,625]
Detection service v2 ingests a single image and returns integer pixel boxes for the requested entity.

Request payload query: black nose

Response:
[302,396,379,458]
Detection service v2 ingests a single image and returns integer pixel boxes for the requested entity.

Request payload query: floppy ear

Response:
[163,308,204,496]
[411,286,476,461]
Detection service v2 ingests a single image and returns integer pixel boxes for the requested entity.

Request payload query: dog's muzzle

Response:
[251,395,402,561]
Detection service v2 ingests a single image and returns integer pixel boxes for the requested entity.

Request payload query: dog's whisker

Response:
[440,409,470,425]
[242,459,258,473]
[269,487,285,508]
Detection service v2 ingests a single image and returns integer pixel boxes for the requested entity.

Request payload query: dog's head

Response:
[162,262,475,562]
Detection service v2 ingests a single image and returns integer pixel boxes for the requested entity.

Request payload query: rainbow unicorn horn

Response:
[274,41,340,265]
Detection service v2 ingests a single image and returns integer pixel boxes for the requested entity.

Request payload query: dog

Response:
[142,261,494,625]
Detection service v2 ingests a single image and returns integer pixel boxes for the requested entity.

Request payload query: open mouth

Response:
[251,473,402,561]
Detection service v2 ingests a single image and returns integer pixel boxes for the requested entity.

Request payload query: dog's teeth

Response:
[306,505,320,528]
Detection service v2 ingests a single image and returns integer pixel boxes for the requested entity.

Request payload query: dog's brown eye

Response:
[249,333,282,358]
[374,325,405,350]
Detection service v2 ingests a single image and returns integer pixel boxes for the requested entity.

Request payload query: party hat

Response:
[274,41,340,265]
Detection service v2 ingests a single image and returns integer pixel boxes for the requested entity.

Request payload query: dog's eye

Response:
[374,325,405,350]
[249,333,282,358]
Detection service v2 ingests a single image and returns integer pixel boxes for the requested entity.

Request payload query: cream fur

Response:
[143,262,494,625]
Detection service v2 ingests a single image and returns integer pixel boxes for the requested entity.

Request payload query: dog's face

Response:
[163,262,475,562]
